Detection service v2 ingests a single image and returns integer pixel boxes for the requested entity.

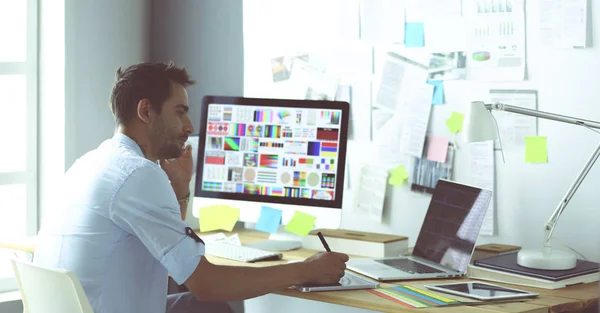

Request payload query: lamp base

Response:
[517,249,577,270]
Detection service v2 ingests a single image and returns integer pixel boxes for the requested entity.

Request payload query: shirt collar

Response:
[113,132,144,157]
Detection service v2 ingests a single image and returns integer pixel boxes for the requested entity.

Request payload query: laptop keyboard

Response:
[378,258,444,274]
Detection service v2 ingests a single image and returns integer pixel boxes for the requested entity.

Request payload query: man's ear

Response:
[137,99,152,124]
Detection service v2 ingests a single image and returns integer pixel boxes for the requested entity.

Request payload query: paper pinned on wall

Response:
[389,165,409,186]
[540,0,588,49]
[399,83,434,158]
[426,136,449,163]
[525,136,549,163]
[466,0,526,81]
[353,164,389,223]
[468,140,495,236]
[360,0,405,43]
[426,79,444,105]
[489,89,538,148]
[404,22,426,47]
[445,112,465,134]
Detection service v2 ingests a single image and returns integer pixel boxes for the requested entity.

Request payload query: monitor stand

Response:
[244,225,303,251]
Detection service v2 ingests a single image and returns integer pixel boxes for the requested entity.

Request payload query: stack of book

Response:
[467,252,600,289]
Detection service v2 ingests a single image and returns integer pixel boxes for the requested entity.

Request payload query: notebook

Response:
[473,252,600,281]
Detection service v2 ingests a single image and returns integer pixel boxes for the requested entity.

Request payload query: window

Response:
[0,0,38,292]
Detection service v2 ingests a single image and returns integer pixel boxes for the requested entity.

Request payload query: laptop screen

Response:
[412,180,492,273]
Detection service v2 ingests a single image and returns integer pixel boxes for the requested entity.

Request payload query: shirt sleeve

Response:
[109,165,205,285]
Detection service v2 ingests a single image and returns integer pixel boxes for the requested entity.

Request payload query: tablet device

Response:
[424,282,539,301]
[291,270,379,292]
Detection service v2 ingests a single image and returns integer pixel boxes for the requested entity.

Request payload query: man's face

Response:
[148,82,194,159]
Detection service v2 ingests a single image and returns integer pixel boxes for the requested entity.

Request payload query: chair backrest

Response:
[11,258,94,313]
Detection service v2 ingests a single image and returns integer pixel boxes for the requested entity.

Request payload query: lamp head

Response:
[463,101,498,142]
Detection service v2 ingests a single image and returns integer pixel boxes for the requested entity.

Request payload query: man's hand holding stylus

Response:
[301,252,349,285]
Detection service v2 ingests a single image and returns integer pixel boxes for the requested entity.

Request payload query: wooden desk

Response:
[2,229,598,313]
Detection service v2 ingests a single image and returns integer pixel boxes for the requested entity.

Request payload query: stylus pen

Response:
[317,232,331,252]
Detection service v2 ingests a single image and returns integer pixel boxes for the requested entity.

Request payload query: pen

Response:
[317,231,331,252]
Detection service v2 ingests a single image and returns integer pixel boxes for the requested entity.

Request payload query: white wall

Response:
[243,0,600,264]
[38,0,150,225]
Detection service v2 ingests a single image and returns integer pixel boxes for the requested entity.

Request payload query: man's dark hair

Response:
[109,61,195,125]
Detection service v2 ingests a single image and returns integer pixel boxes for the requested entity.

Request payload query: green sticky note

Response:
[199,205,222,232]
[445,112,465,134]
[525,136,548,163]
[285,211,316,236]
[218,205,240,231]
[389,165,408,186]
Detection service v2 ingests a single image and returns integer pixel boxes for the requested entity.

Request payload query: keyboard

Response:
[379,258,444,274]
[205,243,283,263]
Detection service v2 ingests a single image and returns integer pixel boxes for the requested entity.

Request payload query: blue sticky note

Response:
[404,22,425,47]
[255,206,283,234]
[426,79,444,105]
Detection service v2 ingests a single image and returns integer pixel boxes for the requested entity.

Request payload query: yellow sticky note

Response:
[218,205,240,231]
[284,211,316,236]
[199,205,222,232]
[525,136,548,163]
[389,165,409,186]
[445,112,465,134]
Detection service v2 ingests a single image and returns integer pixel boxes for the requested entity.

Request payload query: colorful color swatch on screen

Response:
[292,171,307,187]
[284,187,301,198]
[228,123,246,136]
[260,186,283,196]
[224,137,240,151]
[321,173,336,189]
[208,137,222,149]
[207,121,229,135]
[253,109,273,123]
[259,154,279,168]
[243,184,261,195]
[307,142,321,156]
[257,171,278,184]
[203,181,223,191]
[317,128,339,141]
[205,152,225,165]
[223,106,233,121]
[320,142,338,157]
[320,110,341,125]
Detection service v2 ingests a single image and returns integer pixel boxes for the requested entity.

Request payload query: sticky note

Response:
[525,136,548,163]
[426,136,449,163]
[445,112,465,134]
[404,22,425,47]
[285,211,316,236]
[426,80,444,105]
[199,205,222,232]
[255,206,283,234]
[389,165,409,186]
[198,205,240,232]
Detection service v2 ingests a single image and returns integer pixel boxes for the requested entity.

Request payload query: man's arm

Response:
[177,197,188,220]
[184,252,347,301]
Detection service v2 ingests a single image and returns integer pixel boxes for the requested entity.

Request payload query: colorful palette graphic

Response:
[320,142,338,157]
[246,124,263,137]
[292,171,307,187]
[284,140,308,155]
[320,110,341,125]
[228,123,246,136]
[253,109,273,123]
[295,111,302,124]
[312,189,334,200]
[307,142,321,156]
[223,106,233,121]
[321,173,336,189]
[243,184,261,195]
[301,188,312,198]
[280,172,291,184]
[203,181,223,191]
[259,154,279,168]
[257,171,278,184]
[281,126,293,138]
[243,153,257,167]
[278,110,291,120]
[207,121,229,135]
[263,125,281,138]
[223,183,243,193]
[284,187,301,198]
[241,138,259,152]
[260,186,283,196]
[281,157,296,167]
[224,137,240,151]
[299,158,314,165]
[227,167,243,182]
[205,151,225,165]
[207,137,222,149]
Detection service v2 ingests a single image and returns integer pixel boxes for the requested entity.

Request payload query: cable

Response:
[582,124,600,135]
[552,236,588,261]
[489,111,506,163]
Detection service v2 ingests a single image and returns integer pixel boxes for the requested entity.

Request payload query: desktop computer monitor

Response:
[191,96,349,249]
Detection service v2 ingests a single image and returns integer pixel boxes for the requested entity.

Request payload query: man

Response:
[34,62,349,313]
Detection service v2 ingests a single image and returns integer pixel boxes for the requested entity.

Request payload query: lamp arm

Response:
[484,102,600,247]
[484,103,600,129]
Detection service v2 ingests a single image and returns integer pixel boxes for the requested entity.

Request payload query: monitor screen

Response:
[194,96,349,209]
[412,180,492,273]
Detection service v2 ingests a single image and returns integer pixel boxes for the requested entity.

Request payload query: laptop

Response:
[346,179,492,281]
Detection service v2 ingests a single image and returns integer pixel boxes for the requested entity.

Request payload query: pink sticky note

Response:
[426,136,449,163]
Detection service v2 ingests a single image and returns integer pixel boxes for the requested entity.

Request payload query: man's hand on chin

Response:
[160,145,193,198]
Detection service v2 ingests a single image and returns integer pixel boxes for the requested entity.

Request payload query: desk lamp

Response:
[464,101,600,270]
